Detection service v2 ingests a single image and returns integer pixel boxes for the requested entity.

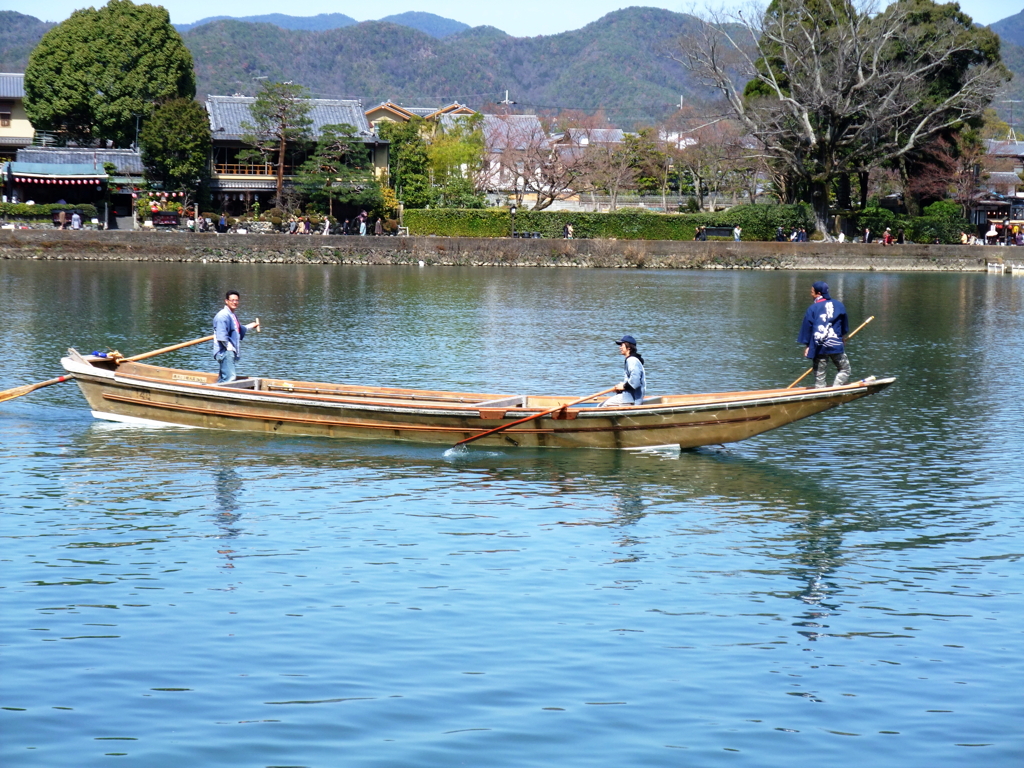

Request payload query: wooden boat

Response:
[61,349,895,450]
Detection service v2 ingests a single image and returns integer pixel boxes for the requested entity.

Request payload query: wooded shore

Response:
[0,230,1009,271]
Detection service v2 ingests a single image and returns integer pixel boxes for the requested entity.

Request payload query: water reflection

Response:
[212,463,244,537]
[211,463,244,573]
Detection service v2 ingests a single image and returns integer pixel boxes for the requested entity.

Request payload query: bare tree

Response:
[487,113,589,210]
[580,140,636,210]
[666,106,748,210]
[677,0,1009,234]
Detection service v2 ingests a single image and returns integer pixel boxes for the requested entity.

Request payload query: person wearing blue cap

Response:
[797,281,850,388]
[602,335,646,406]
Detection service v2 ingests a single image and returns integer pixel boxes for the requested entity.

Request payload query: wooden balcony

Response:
[213,163,299,177]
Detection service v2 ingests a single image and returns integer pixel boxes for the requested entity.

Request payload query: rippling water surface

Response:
[1,262,1022,767]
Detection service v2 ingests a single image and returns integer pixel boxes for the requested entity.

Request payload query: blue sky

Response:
[2,1,1018,37]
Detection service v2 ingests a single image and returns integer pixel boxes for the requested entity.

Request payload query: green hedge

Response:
[404,204,815,241]
[0,202,100,220]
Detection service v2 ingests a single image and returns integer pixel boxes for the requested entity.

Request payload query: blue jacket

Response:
[798,297,848,358]
[213,306,247,359]
[621,355,646,404]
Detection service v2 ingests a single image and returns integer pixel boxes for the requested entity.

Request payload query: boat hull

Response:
[61,356,895,450]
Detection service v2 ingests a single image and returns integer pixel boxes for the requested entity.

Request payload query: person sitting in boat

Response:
[213,291,258,383]
[602,335,646,406]
[798,281,850,388]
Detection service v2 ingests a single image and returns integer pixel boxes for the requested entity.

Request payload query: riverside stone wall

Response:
[0,229,1009,271]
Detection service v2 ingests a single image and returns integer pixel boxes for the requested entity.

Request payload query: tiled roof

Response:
[986,171,1021,185]
[437,113,480,132]
[480,114,548,152]
[0,73,25,99]
[16,148,144,175]
[986,139,1024,156]
[563,128,625,144]
[366,102,415,119]
[207,95,375,142]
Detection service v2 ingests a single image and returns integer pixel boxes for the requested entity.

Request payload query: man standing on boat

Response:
[213,291,258,383]
[798,281,850,388]
[602,335,646,406]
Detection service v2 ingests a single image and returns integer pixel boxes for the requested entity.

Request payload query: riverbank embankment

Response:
[0,230,1010,270]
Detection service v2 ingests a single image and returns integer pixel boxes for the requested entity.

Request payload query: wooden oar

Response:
[0,319,261,405]
[122,318,259,362]
[0,375,71,404]
[454,386,618,447]
[787,315,874,389]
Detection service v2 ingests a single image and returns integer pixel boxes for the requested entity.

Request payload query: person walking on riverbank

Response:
[602,335,646,406]
[213,291,257,384]
[798,281,850,388]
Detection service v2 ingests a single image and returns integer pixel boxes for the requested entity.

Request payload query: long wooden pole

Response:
[787,315,874,389]
[454,386,618,447]
[124,318,258,362]
[0,319,260,404]
[0,376,71,404]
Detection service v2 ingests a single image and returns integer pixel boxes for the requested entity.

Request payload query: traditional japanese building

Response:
[365,101,475,129]
[206,95,388,213]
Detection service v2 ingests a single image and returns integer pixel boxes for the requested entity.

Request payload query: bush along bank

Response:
[849,200,972,245]
[404,204,816,241]
[1,202,100,222]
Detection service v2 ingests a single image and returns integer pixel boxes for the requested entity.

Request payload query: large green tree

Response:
[427,114,487,208]
[297,123,379,217]
[681,0,1009,234]
[139,98,211,192]
[237,80,313,205]
[377,118,435,209]
[24,0,195,147]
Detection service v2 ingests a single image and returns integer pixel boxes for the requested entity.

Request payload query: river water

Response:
[1,261,1022,767]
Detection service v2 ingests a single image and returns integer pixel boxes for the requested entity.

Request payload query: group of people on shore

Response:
[286,211,384,236]
[55,209,83,230]
[961,226,1024,245]
[772,227,810,241]
[211,281,853,397]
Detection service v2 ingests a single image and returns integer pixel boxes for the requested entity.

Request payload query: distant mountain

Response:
[9,6,1024,129]
[0,11,53,72]
[172,12,469,37]
[181,8,708,127]
[175,13,358,33]
[990,10,1024,47]
[379,12,470,38]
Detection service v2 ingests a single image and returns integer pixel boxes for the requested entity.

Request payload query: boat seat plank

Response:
[213,377,259,390]
[475,395,527,408]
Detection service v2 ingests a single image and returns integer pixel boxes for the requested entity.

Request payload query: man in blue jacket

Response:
[798,281,850,388]
[213,291,258,383]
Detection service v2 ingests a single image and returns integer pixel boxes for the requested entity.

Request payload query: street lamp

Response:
[510,203,517,238]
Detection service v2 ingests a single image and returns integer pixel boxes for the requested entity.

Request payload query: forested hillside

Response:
[0,12,53,73]
[991,10,1024,46]
[4,6,1024,129]
[173,11,467,37]
[174,13,357,33]
[379,12,469,38]
[182,7,709,127]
